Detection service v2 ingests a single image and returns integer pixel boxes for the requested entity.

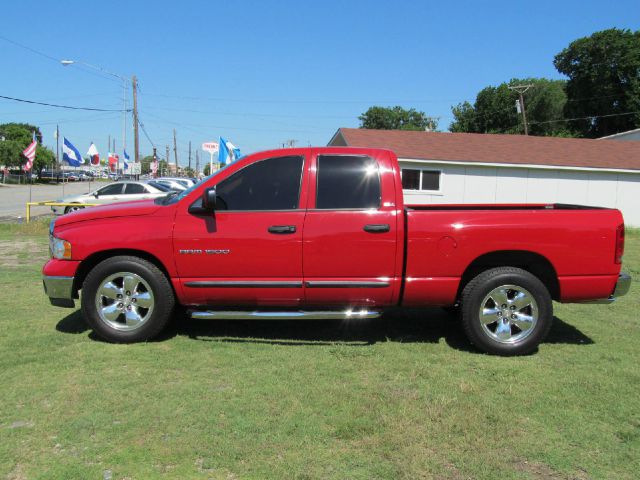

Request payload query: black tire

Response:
[81,255,175,343]
[64,205,84,214]
[460,267,553,356]
[441,305,460,317]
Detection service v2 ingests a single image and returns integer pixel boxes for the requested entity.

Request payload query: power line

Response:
[0,34,60,63]
[0,94,130,112]
[528,110,640,126]
[140,92,459,105]
[0,35,123,84]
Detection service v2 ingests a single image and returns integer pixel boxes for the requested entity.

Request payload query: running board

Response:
[190,309,382,321]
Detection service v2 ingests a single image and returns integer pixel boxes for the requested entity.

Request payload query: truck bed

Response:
[406,203,608,211]
[401,204,623,306]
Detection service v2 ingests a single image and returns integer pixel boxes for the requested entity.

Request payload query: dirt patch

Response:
[514,460,590,479]
[0,239,48,268]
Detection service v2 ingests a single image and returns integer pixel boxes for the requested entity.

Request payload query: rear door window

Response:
[316,155,381,209]
[124,183,146,194]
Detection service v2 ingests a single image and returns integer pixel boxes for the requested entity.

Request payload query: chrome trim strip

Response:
[190,310,381,320]
[42,275,74,300]
[305,281,390,288]
[184,281,303,288]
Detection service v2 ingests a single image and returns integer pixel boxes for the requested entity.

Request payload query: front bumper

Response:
[43,275,76,308]
[581,273,632,304]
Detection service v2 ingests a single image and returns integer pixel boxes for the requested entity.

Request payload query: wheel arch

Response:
[73,249,173,296]
[457,250,560,301]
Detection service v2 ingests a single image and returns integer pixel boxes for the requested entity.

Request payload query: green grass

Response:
[1,221,638,479]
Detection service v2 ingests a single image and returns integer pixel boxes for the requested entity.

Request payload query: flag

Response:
[63,137,83,167]
[87,142,100,165]
[218,137,242,165]
[123,150,130,170]
[22,132,37,172]
[151,155,158,175]
[108,152,118,173]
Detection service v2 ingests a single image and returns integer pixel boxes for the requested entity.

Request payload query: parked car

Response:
[43,147,631,355]
[146,181,174,193]
[50,181,169,215]
[154,179,188,191]
[38,170,63,182]
[158,177,197,188]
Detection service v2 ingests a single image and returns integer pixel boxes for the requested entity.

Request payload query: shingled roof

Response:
[328,128,640,171]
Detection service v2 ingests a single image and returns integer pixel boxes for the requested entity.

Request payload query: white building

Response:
[328,128,640,226]
[600,128,640,142]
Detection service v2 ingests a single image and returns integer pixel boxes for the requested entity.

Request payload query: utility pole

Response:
[165,145,170,177]
[173,129,178,174]
[188,141,192,173]
[56,125,60,173]
[508,84,533,135]
[195,149,199,176]
[132,75,140,163]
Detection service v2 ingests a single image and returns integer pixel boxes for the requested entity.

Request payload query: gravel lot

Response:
[0,182,109,221]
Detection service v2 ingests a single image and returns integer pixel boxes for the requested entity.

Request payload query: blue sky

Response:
[1,0,638,165]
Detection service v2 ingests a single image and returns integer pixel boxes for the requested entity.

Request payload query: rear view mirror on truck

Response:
[203,187,217,211]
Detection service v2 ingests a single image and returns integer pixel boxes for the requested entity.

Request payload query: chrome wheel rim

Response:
[95,272,154,331]
[479,284,538,344]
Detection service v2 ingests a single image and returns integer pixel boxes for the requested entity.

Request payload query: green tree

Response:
[140,155,167,175]
[359,106,438,131]
[203,162,222,176]
[554,28,640,138]
[0,123,55,172]
[449,78,571,136]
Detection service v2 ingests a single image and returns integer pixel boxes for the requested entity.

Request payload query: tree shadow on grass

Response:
[55,309,594,353]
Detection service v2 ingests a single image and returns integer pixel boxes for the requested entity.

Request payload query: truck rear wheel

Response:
[81,256,175,343]
[460,267,553,356]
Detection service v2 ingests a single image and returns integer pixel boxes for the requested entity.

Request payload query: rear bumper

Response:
[579,273,631,304]
[42,275,76,308]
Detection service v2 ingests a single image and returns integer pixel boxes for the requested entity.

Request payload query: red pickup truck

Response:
[43,147,631,355]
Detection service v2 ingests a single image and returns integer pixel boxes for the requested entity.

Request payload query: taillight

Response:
[615,224,625,264]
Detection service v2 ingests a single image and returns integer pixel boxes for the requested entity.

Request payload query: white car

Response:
[51,181,170,215]
[158,177,197,188]
[153,179,188,191]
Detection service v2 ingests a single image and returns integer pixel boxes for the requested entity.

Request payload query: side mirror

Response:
[93,192,99,198]
[202,187,217,211]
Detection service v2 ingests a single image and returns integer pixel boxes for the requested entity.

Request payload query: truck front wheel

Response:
[81,256,175,342]
[460,267,553,356]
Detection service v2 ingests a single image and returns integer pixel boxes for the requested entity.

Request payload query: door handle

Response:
[363,224,390,233]
[268,225,296,234]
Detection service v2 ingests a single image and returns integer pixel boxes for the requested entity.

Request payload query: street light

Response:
[61,59,129,174]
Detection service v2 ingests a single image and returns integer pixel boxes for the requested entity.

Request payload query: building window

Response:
[401,168,441,192]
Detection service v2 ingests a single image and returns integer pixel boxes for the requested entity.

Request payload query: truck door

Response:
[173,153,308,307]
[302,150,400,307]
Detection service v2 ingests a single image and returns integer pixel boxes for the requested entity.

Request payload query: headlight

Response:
[50,236,72,260]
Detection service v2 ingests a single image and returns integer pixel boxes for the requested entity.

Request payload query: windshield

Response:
[159,165,230,205]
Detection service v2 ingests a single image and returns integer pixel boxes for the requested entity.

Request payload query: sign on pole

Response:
[202,142,219,175]
[129,163,142,175]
